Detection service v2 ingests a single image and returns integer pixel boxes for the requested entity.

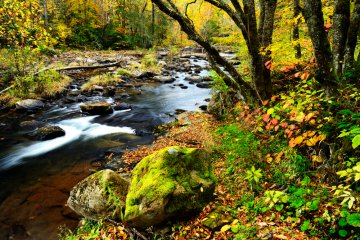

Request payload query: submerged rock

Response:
[33,125,65,141]
[15,99,44,112]
[113,102,132,111]
[67,169,129,221]
[196,82,212,88]
[124,146,216,228]
[80,101,113,115]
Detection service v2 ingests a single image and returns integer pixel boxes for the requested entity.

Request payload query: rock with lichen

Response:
[124,146,216,228]
[80,101,113,115]
[67,169,129,221]
[32,125,65,141]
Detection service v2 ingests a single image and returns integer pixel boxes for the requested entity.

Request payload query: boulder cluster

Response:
[67,146,216,228]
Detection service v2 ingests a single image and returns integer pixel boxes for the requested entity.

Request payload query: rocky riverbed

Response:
[0,49,229,239]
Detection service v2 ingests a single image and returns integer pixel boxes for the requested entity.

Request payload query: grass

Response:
[0,69,71,107]
[81,73,123,91]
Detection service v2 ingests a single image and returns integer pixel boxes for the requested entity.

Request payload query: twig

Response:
[131,228,148,240]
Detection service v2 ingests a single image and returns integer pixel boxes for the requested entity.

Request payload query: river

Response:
[0,56,211,239]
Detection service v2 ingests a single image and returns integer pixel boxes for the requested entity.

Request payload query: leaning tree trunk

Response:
[151,0,260,102]
[302,0,337,95]
[332,0,350,76]
[343,0,360,72]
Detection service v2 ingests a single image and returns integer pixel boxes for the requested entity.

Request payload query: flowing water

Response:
[0,57,211,239]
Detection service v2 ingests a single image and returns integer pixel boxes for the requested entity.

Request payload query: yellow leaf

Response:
[312,155,323,163]
[295,112,305,122]
[318,134,327,141]
[306,137,318,146]
[220,225,231,232]
[294,136,304,145]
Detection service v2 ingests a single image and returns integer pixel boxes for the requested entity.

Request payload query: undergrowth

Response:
[212,77,360,239]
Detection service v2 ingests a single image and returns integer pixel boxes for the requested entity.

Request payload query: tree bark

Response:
[332,0,350,76]
[258,0,277,100]
[293,0,301,59]
[343,0,360,72]
[302,0,337,95]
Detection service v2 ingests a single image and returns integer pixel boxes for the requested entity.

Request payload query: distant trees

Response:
[0,0,169,49]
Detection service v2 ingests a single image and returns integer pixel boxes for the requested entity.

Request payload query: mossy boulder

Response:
[80,101,113,115]
[67,169,129,221]
[124,146,216,228]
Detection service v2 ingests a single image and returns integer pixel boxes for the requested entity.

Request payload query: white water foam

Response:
[0,115,135,170]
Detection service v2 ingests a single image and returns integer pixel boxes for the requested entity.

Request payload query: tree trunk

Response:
[293,0,301,59]
[302,0,337,95]
[343,0,360,72]
[258,0,277,100]
[332,0,350,76]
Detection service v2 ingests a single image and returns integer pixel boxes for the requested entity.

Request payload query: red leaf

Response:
[271,118,279,125]
[262,114,270,122]
[262,100,269,106]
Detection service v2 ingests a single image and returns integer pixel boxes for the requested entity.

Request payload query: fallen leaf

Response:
[263,114,270,122]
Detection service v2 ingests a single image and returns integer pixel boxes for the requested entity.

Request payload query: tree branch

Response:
[33,61,123,76]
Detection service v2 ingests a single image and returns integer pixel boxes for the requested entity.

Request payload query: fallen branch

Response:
[33,61,123,76]
[0,86,12,94]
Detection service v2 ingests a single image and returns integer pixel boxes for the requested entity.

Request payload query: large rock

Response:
[80,101,113,115]
[154,76,175,84]
[32,125,65,141]
[15,99,44,112]
[124,146,216,228]
[67,169,129,221]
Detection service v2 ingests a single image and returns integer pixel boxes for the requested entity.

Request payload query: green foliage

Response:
[58,219,103,240]
[346,213,360,227]
[245,166,262,184]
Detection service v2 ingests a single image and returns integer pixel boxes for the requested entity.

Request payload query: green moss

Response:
[125,146,216,222]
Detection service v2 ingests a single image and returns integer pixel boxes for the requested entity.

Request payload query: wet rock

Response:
[124,146,216,228]
[204,98,211,102]
[175,109,187,115]
[202,76,212,82]
[196,82,211,88]
[180,86,188,89]
[199,105,207,111]
[186,76,202,82]
[137,71,157,79]
[113,102,132,111]
[15,99,44,112]
[80,101,113,115]
[32,125,66,141]
[67,169,129,221]
[114,93,130,100]
[154,76,175,84]
[19,120,45,130]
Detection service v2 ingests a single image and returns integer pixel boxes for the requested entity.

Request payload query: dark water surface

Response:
[0,58,211,239]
